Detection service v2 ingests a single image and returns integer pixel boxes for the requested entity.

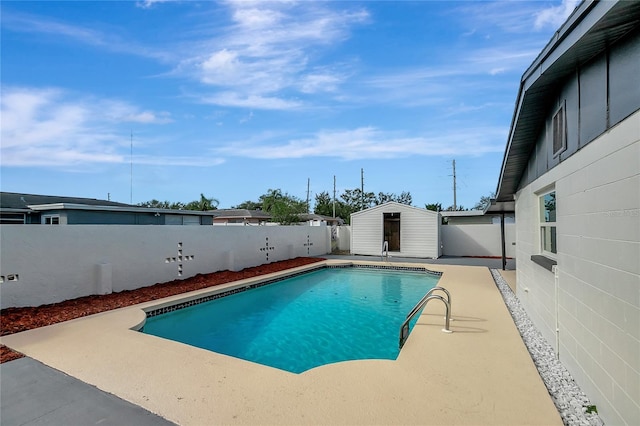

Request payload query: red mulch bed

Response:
[0,257,324,363]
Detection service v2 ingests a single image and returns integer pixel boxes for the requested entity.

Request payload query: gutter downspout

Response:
[553,264,560,359]
[501,213,507,270]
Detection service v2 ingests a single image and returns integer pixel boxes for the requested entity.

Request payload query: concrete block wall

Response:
[0,225,330,309]
[515,110,640,425]
[440,224,515,258]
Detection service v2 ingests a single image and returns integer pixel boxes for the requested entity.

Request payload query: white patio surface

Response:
[0,260,561,425]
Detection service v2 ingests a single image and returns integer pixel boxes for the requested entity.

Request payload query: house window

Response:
[0,213,25,224]
[552,103,566,156]
[43,215,60,225]
[539,191,557,255]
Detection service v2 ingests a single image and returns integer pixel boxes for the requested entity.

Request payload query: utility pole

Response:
[452,159,457,210]
[306,178,310,213]
[130,130,133,204]
[333,175,336,218]
[360,168,364,209]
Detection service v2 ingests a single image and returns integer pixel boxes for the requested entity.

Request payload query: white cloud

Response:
[182,2,369,109]
[0,86,190,168]
[134,155,225,167]
[298,72,344,94]
[534,0,580,30]
[136,0,174,9]
[214,126,506,161]
[200,92,302,110]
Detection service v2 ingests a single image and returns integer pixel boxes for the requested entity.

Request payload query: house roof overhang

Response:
[495,0,640,202]
[484,199,516,214]
[439,210,485,218]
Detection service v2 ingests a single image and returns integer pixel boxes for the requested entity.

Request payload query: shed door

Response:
[383,213,401,251]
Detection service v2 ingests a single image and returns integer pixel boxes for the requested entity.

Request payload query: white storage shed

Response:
[350,202,440,258]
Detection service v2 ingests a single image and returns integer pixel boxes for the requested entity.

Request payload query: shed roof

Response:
[350,202,438,218]
[495,0,640,202]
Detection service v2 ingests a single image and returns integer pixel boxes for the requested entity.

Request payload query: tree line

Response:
[138,189,494,225]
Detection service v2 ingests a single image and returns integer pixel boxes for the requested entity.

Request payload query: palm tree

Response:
[186,194,219,211]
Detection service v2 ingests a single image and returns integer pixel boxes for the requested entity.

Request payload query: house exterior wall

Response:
[14,209,215,225]
[515,109,640,425]
[441,224,515,257]
[0,225,331,309]
[350,203,438,258]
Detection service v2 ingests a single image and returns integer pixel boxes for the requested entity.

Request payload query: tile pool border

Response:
[143,264,442,319]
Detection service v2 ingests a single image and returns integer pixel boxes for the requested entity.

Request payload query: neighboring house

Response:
[350,202,440,258]
[494,2,639,424]
[0,192,217,225]
[298,213,343,226]
[212,209,272,225]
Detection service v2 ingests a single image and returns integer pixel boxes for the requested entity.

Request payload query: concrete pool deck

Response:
[0,260,560,425]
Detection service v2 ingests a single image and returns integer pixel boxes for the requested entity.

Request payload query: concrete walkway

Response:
[1,259,559,426]
[1,357,175,426]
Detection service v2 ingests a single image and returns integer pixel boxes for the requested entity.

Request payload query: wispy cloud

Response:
[534,0,580,30]
[214,126,506,161]
[455,2,545,35]
[0,86,221,167]
[199,92,303,110]
[136,0,175,9]
[179,1,369,110]
[1,10,171,61]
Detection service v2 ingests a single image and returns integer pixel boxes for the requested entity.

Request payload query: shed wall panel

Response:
[351,203,438,258]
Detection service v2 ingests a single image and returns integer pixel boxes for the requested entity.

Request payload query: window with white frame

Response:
[552,103,566,156]
[42,215,60,225]
[539,191,557,255]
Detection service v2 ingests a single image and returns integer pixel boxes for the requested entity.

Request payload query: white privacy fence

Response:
[0,225,330,309]
[440,224,516,258]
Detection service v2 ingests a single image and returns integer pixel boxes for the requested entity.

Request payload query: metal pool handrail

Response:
[399,287,453,348]
[405,286,452,321]
[381,240,389,261]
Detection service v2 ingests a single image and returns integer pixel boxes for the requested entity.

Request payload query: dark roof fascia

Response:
[495,0,640,201]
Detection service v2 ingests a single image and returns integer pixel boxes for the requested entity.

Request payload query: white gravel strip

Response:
[490,269,604,426]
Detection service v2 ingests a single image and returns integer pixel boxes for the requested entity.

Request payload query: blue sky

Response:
[1,0,578,210]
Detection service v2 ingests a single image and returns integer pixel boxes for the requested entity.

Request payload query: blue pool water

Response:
[142,267,439,373]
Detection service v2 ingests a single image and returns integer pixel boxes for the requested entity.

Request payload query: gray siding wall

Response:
[62,210,212,225]
[520,27,640,189]
[351,203,438,258]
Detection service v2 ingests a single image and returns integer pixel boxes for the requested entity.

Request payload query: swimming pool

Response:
[141,266,440,373]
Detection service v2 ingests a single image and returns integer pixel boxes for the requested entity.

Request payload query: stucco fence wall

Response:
[0,225,330,309]
[440,224,516,258]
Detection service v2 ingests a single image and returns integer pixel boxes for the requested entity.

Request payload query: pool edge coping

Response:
[138,260,444,324]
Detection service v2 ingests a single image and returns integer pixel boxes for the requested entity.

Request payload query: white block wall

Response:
[441,224,516,257]
[0,225,330,309]
[515,110,640,425]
